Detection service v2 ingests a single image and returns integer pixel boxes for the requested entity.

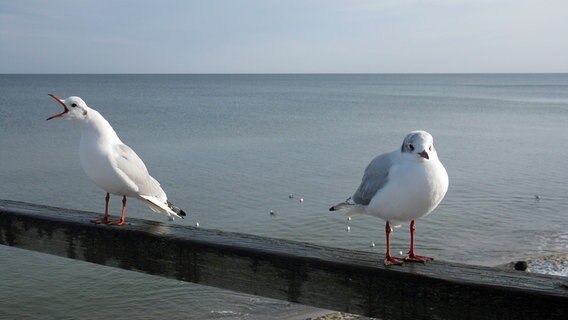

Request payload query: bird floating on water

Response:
[47,94,187,225]
[330,130,448,266]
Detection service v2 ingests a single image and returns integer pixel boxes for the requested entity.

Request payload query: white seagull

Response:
[47,94,186,225]
[330,130,448,266]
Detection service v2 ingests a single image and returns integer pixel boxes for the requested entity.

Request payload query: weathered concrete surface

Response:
[1,200,567,319]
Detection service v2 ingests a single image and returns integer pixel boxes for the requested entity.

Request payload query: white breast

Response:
[366,159,448,226]
[79,131,138,197]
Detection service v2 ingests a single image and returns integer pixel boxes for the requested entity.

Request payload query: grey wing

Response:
[351,151,394,205]
[113,144,167,200]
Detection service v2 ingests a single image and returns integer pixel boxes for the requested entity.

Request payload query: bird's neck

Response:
[80,109,122,144]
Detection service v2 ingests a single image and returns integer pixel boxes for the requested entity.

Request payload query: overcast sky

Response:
[1,0,567,73]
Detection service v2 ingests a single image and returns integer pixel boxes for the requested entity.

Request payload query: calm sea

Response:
[1,74,567,319]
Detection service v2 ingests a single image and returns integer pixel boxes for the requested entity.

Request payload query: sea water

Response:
[1,74,567,319]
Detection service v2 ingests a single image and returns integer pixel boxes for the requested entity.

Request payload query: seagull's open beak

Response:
[418,150,429,160]
[46,94,69,120]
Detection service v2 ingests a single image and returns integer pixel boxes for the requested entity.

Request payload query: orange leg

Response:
[108,196,127,226]
[404,220,433,263]
[384,221,404,266]
[93,193,111,224]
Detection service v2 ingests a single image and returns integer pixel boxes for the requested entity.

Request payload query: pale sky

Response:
[1,0,567,73]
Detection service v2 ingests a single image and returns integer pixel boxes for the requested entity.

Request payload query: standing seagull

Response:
[47,94,186,225]
[330,131,448,266]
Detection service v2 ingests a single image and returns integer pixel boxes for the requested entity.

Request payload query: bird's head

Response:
[47,94,90,121]
[401,130,437,161]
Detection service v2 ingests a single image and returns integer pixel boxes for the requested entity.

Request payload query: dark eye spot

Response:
[429,145,432,151]
[71,103,77,108]
[409,144,414,151]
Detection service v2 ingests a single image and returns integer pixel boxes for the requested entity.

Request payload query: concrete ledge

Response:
[1,200,567,319]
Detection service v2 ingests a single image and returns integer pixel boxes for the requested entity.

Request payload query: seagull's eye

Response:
[409,144,414,151]
[71,103,77,108]
[429,145,432,151]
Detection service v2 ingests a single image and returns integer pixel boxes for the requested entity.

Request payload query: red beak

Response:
[46,94,69,120]
[418,150,429,160]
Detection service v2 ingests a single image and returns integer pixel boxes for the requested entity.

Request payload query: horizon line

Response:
[2,72,568,75]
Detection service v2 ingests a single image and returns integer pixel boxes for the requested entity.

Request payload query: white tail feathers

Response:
[139,195,186,219]
[329,197,356,211]
[329,202,354,211]
[329,197,366,216]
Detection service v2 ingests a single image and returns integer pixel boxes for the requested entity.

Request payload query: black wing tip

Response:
[167,201,187,218]
[329,206,336,211]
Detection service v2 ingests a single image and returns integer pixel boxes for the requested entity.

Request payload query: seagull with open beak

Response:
[47,94,187,225]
